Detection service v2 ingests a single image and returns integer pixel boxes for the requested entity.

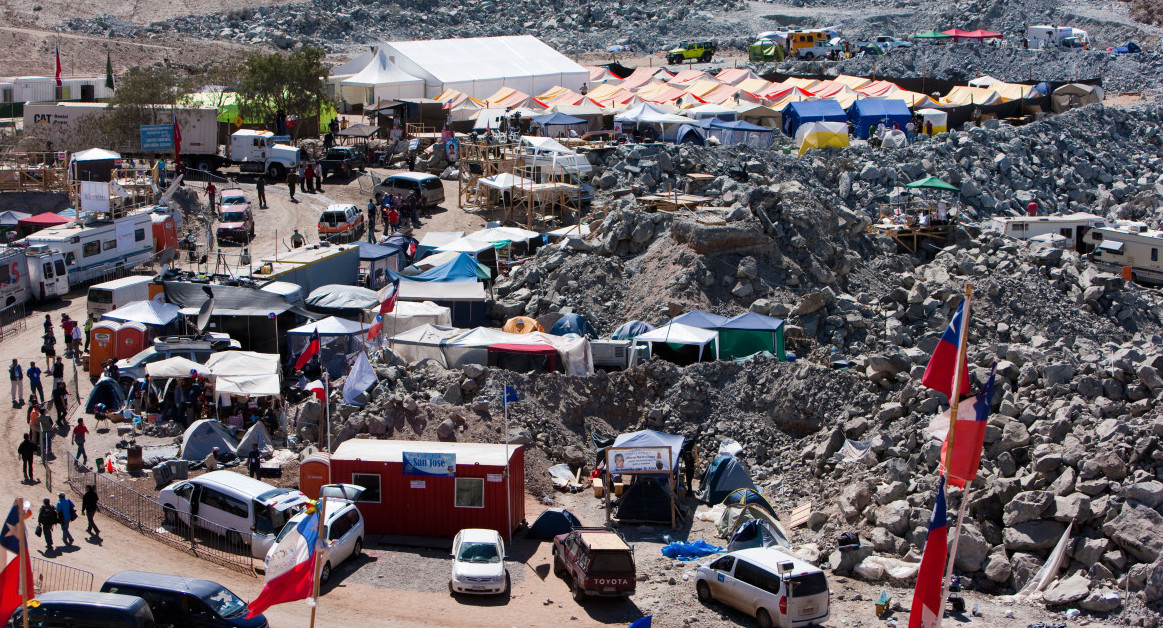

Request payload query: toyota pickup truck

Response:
[552,527,636,603]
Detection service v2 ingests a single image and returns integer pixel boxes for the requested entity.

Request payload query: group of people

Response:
[367,192,423,240]
[33,486,100,552]
[39,313,88,372]
[284,163,325,202]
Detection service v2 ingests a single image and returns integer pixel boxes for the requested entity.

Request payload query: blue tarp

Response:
[549,313,598,338]
[356,240,400,261]
[671,311,729,329]
[660,539,725,561]
[782,99,847,136]
[389,251,490,283]
[380,233,418,261]
[612,320,654,340]
[1112,41,1141,54]
[532,112,587,127]
[675,124,705,145]
[847,99,912,139]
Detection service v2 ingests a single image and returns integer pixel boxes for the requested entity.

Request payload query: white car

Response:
[449,528,509,595]
[695,547,830,628]
[272,484,366,584]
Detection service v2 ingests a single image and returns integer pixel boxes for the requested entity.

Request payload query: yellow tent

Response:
[737,78,773,96]
[942,86,1001,106]
[992,82,1039,102]
[585,83,624,102]
[684,79,723,99]
[795,121,849,156]
[781,77,821,91]
[834,75,872,91]
[503,317,543,334]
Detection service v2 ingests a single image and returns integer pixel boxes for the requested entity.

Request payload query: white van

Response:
[695,547,830,628]
[87,275,158,317]
[374,172,446,208]
[158,470,309,559]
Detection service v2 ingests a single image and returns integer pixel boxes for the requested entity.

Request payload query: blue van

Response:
[100,571,267,628]
[8,591,155,628]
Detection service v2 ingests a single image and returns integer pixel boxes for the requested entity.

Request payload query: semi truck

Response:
[0,245,70,308]
[23,103,303,179]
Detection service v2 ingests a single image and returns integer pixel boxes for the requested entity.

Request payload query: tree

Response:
[187,58,248,112]
[102,66,189,151]
[238,47,330,139]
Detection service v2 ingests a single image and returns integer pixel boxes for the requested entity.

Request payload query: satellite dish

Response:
[196,286,214,335]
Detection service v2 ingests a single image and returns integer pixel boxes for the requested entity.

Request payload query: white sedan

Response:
[272,485,365,584]
[449,528,509,595]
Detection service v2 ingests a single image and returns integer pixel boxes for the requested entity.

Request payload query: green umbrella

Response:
[905,175,960,192]
[915,30,953,39]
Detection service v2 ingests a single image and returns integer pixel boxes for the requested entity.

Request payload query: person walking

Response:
[26,362,43,403]
[299,165,308,194]
[43,314,53,337]
[37,498,57,552]
[83,313,94,353]
[291,229,305,249]
[387,206,399,234]
[41,333,55,370]
[82,485,100,536]
[246,443,262,478]
[37,403,52,457]
[286,168,298,202]
[314,163,323,194]
[367,202,377,242]
[70,321,83,357]
[72,417,89,466]
[408,192,420,227]
[52,381,68,429]
[256,176,267,209]
[9,358,23,407]
[55,492,76,546]
[18,434,37,482]
[206,182,217,213]
[51,357,64,387]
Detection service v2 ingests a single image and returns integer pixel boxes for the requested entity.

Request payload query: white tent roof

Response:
[417,231,466,250]
[102,300,181,326]
[145,356,206,379]
[614,103,697,125]
[635,322,719,346]
[436,236,495,254]
[71,147,121,162]
[477,172,533,191]
[472,107,540,130]
[522,136,575,154]
[215,374,282,397]
[472,226,542,243]
[968,75,1001,87]
[389,323,465,345]
[341,49,425,88]
[398,281,486,302]
[204,351,280,377]
[551,100,607,116]
[687,103,738,118]
[287,316,365,336]
[332,51,375,77]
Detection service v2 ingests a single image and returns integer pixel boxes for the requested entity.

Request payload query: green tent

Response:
[716,312,786,360]
[748,39,786,63]
[915,30,953,40]
[905,176,960,192]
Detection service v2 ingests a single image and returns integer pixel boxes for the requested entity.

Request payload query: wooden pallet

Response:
[786,502,812,529]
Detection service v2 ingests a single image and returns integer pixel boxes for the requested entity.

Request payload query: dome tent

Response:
[549,313,597,339]
[698,454,757,504]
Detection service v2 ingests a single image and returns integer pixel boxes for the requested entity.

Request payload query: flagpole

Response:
[14,498,28,628]
[936,283,972,627]
[503,389,512,545]
[308,496,327,628]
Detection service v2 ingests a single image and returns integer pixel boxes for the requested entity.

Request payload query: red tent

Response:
[941,29,973,38]
[966,29,1002,39]
[17,213,71,234]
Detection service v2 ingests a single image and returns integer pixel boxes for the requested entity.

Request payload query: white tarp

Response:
[80,181,110,214]
[388,324,593,375]
[636,323,719,346]
[388,324,465,364]
[205,351,280,377]
[363,300,451,335]
[103,300,181,326]
[614,102,697,125]
[342,352,378,406]
[145,356,206,379]
[1014,521,1073,602]
[214,374,281,397]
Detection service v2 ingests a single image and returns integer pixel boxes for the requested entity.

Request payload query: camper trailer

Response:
[1084,224,1163,284]
[0,245,70,308]
[1027,25,1089,49]
[24,211,156,284]
[989,213,1106,250]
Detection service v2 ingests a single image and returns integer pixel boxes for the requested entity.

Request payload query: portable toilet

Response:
[115,321,148,360]
[89,321,120,376]
[151,213,178,261]
[299,453,331,499]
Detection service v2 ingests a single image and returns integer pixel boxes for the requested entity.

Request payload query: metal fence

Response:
[32,557,94,593]
[66,465,257,576]
[0,302,27,343]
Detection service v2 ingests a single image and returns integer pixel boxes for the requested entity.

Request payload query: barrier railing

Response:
[0,302,27,343]
[32,557,94,593]
[66,465,257,576]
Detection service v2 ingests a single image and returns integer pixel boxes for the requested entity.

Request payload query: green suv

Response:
[666,41,715,64]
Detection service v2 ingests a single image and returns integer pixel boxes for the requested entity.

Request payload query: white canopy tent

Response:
[362,300,452,336]
[388,325,592,375]
[635,323,720,362]
[145,356,207,379]
[340,49,426,104]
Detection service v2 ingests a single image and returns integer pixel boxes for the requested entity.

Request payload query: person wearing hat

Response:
[37,497,58,551]
[56,492,77,546]
[204,446,219,471]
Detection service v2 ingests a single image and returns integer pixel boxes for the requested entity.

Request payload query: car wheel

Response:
[700,52,711,62]
[503,571,511,596]
[804,52,815,60]
[757,608,774,628]
[553,555,566,577]
[162,505,178,527]
[320,562,331,584]
[353,538,363,556]
[696,580,713,603]
[571,580,586,604]
[448,581,455,595]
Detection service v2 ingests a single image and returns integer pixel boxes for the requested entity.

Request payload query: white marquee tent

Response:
[340,49,426,104]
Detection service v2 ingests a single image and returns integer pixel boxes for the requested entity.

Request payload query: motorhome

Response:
[989,212,1106,250]
[0,245,70,308]
[24,210,156,284]
[1027,25,1089,49]
[1083,223,1163,284]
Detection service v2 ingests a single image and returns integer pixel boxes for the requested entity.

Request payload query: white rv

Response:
[1083,224,1163,284]
[989,213,1106,250]
[0,245,70,308]
[1027,25,1089,49]
[24,211,156,284]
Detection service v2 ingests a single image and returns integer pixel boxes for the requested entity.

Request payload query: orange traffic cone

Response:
[106,458,115,473]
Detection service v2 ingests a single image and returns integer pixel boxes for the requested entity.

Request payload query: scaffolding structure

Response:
[457,139,522,209]
[0,153,70,194]
[867,199,960,253]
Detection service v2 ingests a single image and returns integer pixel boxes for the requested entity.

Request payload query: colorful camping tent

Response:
[782,99,847,136]
[716,312,786,360]
[848,99,912,139]
[917,108,949,134]
[915,30,952,40]
[795,121,849,156]
[699,454,757,504]
[636,323,719,364]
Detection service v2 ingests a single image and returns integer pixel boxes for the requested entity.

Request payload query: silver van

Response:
[374,172,446,208]
[695,548,830,628]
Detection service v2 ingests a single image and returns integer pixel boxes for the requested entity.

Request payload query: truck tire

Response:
[195,158,215,173]
[700,51,712,62]
[571,580,586,603]
[803,51,815,60]
[267,163,286,181]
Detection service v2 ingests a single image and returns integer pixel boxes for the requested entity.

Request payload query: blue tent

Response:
[528,507,581,539]
[532,112,587,128]
[848,99,912,139]
[549,313,598,338]
[675,124,705,145]
[390,251,490,283]
[380,233,418,261]
[671,311,728,329]
[722,487,777,517]
[612,320,654,340]
[86,376,127,413]
[699,454,756,504]
[782,99,847,136]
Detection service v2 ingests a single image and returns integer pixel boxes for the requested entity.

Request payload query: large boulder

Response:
[954,524,990,572]
[1004,520,1068,552]
[1121,481,1163,508]
[1042,573,1091,605]
[1102,505,1163,564]
[984,548,1012,583]
[1002,491,1055,526]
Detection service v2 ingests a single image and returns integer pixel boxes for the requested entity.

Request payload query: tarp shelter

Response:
[179,419,239,461]
[527,507,581,540]
[379,35,588,99]
[917,108,948,134]
[671,311,728,329]
[487,343,559,372]
[357,241,405,290]
[0,210,30,239]
[703,119,774,148]
[394,250,490,283]
[549,313,597,338]
[611,320,654,340]
[915,30,952,41]
[144,356,206,379]
[286,316,366,378]
[387,325,592,374]
[101,300,181,329]
[942,85,1001,106]
[782,99,847,136]
[17,213,71,234]
[614,103,697,126]
[796,121,850,156]
[699,454,757,504]
[397,281,486,327]
[363,300,451,336]
[1111,41,1141,54]
[416,231,466,258]
[848,99,912,139]
[1051,83,1102,113]
[531,112,587,135]
[716,312,786,360]
[339,49,426,104]
[85,376,127,413]
[906,175,960,192]
[305,285,379,317]
[722,487,777,516]
[204,351,282,400]
[636,323,719,365]
[237,422,275,457]
[164,281,311,356]
[613,477,677,524]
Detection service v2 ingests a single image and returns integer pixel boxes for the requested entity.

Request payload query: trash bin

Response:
[95,457,104,473]
[126,446,143,474]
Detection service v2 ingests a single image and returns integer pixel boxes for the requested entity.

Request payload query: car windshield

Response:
[457,542,501,563]
[204,586,248,618]
[221,196,246,205]
[320,212,341,226]
[221,212,248,223]
[275,516,300,542]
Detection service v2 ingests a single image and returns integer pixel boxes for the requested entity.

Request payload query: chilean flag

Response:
[366,314,383,342]
[940,364,996,488]
[305,380,326,402]
[921,299,971,400]
[0,503,34,621]
[54,46,62,87]
[294,329,321,370]
[908,475,948,628]
[173,114,183,169]
[377,280,399,316]
[246,509,321,618]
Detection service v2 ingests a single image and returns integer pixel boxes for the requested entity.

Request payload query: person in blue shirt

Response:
[9,358,23,407]
[55,492,76,546]
[26,361,43,403]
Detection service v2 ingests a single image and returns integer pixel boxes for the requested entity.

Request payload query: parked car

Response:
[272,484,365,584]
[319,146,366,179]
[449,528,509,595]
[666,41,715,64]
[317,204,364,243]
[100,571,267,628]
[856,35,913,51]
[216,188,254,243]
[552,527,636,602]
[6,592,155,628]
[115,333,239,385]
[373,172,446,208]
[695,547,830,628]
[158,471,309,559]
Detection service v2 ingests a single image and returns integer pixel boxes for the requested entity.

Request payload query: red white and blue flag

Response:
[908,475,948,628]
[0,502,33,621]
[173,114,183,170]
[940,364,996,488]
[246,509,321,618]
[921,299,971,400]
[54,46,62,87]
[377,280,399,316]
[305,379,326,402]
[366,314,384,342]
[294,329,321,370]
